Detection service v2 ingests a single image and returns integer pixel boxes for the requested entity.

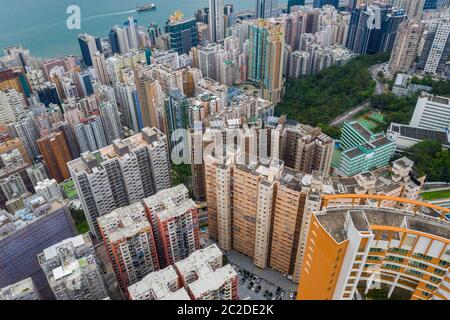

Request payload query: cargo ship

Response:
[136,3,156,12]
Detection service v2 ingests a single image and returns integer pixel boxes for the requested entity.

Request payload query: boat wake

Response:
[82,10,137,21]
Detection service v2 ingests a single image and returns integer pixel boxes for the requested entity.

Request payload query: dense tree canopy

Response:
[405,140,450,183]
[275,54,389,126]
[410,76,450,97]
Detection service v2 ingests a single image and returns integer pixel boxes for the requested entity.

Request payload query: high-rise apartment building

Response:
[134,64,167,134]
[389,20,423,74]
[92,51,110,85]
[97,202,160,293]
[0,88,27,125]
[198,44,219,80]
[124,17,139,50]
[418,18,450,75]
[37,132,72,183]
[9,116,40,160]
[164,87,190,152]
[143,184,200,267]
[68,127,171,238]
[38,233,108,300]
[248,19,285,103]
[99,102,123,145]
[280,123,335,176]
[53,121,80,159]
[208,0,225,43]
[0,173,27,200]
[75,116,108,153]
[297,196,450,300]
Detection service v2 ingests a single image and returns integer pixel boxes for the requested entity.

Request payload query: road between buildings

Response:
[328,63,386,127]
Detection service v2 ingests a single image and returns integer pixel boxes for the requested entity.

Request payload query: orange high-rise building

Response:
[297,195,450,300]
[37,132,72,183]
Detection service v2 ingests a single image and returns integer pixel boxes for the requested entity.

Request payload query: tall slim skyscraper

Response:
[134,65,167,134]
[99,102,123,145]
[109,27,120,55]
[54,121,80,159]
[255,0,279,19]
[124,17,139,50]
[248,19,285,103]
[208,0,225,43]
[77,33,102,66]
[92,51,110,85]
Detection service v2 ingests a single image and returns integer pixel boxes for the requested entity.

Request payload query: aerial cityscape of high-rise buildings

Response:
[0,0,449,303]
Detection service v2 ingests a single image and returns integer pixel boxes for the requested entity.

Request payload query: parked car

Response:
[289,291,295,299]
[275,287,281,295]
[263,290,269,298]
[239,278,245,285]
[252,276,257,282]
[255,286,262,294]
[267,292,273,300]
[247,282,254,290]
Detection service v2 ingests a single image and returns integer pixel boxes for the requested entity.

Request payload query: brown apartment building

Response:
[37,132,72,182]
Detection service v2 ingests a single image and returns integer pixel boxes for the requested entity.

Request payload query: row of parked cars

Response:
[238,268,297,300]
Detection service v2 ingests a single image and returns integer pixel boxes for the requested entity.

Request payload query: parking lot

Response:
[232,264,296,301]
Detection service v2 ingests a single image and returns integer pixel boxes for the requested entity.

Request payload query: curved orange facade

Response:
[321,194,450,220]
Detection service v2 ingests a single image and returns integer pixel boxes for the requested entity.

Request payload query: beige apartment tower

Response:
[389,20,423,74]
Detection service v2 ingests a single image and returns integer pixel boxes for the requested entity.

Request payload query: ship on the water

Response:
[136,3,156,12]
